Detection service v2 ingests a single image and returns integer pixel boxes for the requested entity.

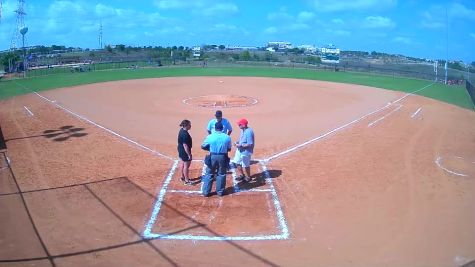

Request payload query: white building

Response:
[192,46,201,57]
[267,41,293,50]
[298,45,317,54]
[320,44,340,63]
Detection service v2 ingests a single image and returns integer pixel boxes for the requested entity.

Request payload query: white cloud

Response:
[203,3,238,16]
[95,4,118,17]
[47,1,87,18]
[420,10,444,29]
[332,18,345,25]
[212,23,238,31]
[154,0,189,9]
[363,16,395,28]
[297,11,315,21]
[449,3,475,21]
[264,27,278,34]
[392,36,411,44]
[267,7,293,20]
[1,0,18,20]
[310,0,397,12]
[24,1,173,46]
[333,29,350,36]
[159,26,185,34]
[421,3,475,30]
[155,0,239,16]
[288,23,310,30]
[325,28,350,36]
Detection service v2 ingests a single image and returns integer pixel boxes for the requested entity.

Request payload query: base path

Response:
[0,76,474,267]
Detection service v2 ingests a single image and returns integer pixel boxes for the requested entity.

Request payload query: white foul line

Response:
[392,83,435,104]
[411,107,422,119]
[266,102,391,161]
[34,92,173,160]
[168,189,202,194]
[142,160,179,237]
[367,104,403,127]
[23,106,34,116]
[265,82,435,162]
[260,162,290,239]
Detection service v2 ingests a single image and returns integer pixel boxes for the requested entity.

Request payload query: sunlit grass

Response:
[0,67,473,110]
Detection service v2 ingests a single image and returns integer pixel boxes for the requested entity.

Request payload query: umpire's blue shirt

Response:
[202,131,231,154]
[207,118,233,134]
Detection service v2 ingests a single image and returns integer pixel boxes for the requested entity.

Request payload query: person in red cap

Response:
[232,118,255,182]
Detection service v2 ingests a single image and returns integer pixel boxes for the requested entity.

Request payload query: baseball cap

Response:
[215,110,223,118]
[237,118,248,126]
[215,121,224,131]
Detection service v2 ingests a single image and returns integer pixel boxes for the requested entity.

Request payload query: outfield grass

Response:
[0,67,473,110]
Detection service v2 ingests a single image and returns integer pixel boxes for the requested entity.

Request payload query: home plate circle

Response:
[183,95,258,108]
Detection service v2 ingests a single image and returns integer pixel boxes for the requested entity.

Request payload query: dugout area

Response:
[0,77,474,267]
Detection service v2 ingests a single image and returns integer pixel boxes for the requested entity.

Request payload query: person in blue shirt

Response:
[207,110,232,135]
[201,121,232,197]
[232,118,255,182]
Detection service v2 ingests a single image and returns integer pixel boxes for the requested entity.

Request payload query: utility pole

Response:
[99,20,103,49]
[11,0,26,50]
[445,7,448,85]
[0,1,3,23]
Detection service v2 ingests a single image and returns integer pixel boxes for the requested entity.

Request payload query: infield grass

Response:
[0,67,473,110]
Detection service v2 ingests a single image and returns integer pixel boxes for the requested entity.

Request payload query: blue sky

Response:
[0,0,474,62]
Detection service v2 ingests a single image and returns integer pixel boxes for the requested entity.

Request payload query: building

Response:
[267,41,293,51]
[226,46,258,51]
[192,46,201,57]
[298,45,317,54]
[320,44,340,63]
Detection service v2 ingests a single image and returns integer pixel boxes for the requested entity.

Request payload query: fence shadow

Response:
[6,125,88,142]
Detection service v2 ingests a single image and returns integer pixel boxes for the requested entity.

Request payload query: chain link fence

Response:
[1,50,473,85]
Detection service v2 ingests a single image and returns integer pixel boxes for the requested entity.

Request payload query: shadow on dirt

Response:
[234,169,282,192]
[6,125,88,142]
[1,175,281,267]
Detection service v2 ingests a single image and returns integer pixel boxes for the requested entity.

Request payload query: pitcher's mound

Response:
[183,95,258,108]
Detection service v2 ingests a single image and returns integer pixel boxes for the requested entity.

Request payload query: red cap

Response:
[237,118,248,126]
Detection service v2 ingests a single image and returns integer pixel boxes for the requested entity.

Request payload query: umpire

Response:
[201,121,232,197]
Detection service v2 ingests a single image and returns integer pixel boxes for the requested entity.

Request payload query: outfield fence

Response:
[1,56,472,84]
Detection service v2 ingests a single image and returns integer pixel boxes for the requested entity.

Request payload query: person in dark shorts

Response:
[178,119,193,185]
[201,121,232,197]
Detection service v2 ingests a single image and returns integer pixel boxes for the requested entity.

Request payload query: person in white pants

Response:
[232,118,254,182]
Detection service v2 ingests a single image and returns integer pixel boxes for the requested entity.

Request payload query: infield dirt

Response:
[1,77,474,267]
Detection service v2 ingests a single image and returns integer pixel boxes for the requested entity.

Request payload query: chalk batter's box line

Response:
[142,161,290,241]
[169,162,272,194]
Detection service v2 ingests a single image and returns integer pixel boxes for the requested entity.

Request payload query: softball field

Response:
[1,76,474,267]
